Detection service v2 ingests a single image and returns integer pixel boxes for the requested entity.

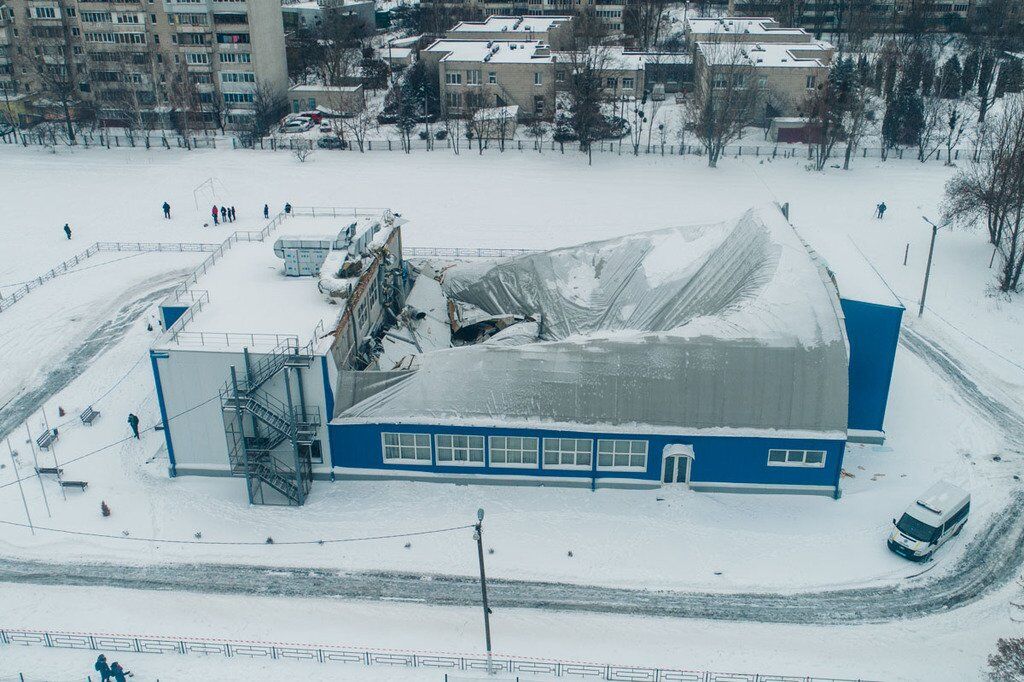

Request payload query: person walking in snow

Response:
[162,201,171,219]
[230,206,236,222]
[877,201,887,219]
[284,202,292,214]
[110,661,131,681]
[211,205,219,225]
[263,204,269,219]
[63,223,72,240]
[220,206,227,222]
[95,654,112,682]
[127,413,140,439]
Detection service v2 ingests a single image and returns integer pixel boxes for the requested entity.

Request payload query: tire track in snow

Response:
[0,276,180,441]
[0,327,1022,624]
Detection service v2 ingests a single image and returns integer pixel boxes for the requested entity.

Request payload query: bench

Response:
[35,467,63,476]
[79,406,100,425]
[35,430,58,451]
[59,480,88,491]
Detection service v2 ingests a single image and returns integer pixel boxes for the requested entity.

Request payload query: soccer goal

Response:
[192,177,229,211]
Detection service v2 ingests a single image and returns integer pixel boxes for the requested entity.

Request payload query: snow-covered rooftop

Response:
[424,39,554,64]
[697,40,833,68]
[686,17,811,39]
[334,206,850,438]
[154,212,394,352]
[448,15,571,35]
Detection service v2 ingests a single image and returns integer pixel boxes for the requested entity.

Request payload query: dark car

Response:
[317,136,348,149]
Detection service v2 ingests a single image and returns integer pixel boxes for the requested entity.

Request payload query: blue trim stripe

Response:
[321,355,335,421]
[150,350,177,477]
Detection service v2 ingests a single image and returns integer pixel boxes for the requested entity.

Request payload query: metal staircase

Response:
[221,342,321,506]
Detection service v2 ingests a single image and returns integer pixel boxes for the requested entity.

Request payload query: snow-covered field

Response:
[1,144,1023,679]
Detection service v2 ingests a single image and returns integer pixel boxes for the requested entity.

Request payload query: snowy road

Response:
[0,324,1020,625]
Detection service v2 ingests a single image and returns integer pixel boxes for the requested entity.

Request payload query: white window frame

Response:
[445,71,462,85]
[805,74,816,89]
[381,432,432,464]
[489,436,539,469]
[488,71,496,84]
[596,439,647,471]
[767,449,826,468]
[534,71,543,86]
[622,77,634,90]
[435,434,485,466]
[466,69,481,85]
[542,438,592,470]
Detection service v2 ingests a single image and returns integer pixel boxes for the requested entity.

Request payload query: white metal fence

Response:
[405,247,542,259]
[0,627,878,682]
[0,242,220,314]
[0,130,217,150]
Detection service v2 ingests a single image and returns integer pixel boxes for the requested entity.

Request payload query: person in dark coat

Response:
[110,661,131,681]
[220,206,227,222]
[284,202,292,214]
[162,201,171,219]
[263,204,269,219]
[230,206,236,222]
[95,654,112,681]
[211,205,219,225]
[63,223,72,240]
[127,413,140,439]
[877,201,887,219]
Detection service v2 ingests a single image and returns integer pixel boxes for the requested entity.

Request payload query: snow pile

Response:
[334,206,849,436]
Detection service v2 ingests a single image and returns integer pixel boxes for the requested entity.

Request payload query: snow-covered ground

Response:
[1,144,1022,678]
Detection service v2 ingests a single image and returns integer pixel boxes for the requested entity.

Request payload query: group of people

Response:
[95,654,131,681]
[211,205,237,225]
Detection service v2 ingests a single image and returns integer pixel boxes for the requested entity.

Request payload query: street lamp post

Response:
[473,508,493,673]
[919,216,948,317]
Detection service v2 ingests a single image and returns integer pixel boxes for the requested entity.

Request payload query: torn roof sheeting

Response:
[334,206,849,437]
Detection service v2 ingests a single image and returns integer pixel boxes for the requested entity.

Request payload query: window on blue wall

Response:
[542,438,592,469]
[767,449,826,468]
[489,436,539,467]
[436,434,485,465]
[596,439,647,470]
[382,432,431,463]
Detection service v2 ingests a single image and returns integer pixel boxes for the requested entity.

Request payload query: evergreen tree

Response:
[978,52,996,121]
[939,55,963,99]
[995,58,1023,97]
[883,77,925,148]
[883,56,899,101]
[962,51,979,96]
[921,57,937,95]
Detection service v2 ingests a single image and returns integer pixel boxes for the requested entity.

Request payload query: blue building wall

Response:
[328,422,846,491]
[841,298,903,434]
[160,305,189,330]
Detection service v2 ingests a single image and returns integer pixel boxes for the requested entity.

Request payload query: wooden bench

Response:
[80,406,100,425]
[59,480,88,491]
[35,466,63,476]
[35,430,58,450]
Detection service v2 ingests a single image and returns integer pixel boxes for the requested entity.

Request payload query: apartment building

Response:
[720,0,983,33]
[685,16,814,48]
[0,0,286,129]
[693,39,833,118]
[280,0,374,34]
[423,38,556,119]
[446,14,573,48]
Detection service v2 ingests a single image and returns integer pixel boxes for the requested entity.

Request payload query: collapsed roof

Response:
[333,206,849,438]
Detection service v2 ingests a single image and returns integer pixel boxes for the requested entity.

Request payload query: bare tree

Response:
[917,94,944,162]
[165,62,202,143]
[293,144,313,162]
[525,119,547,152]
[314,14,367,86]
[687,39,760,167]
[32,1,85,143]
[940,98,969,165]
[241,79,286,145]
[943,100,1024,292]
[625,0,668,51]
[988,637,1024,680]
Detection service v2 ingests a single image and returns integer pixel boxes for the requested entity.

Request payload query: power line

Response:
[0,519,474,546]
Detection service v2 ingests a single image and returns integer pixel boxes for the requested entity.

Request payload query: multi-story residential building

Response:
[719,0,987,34]
[446,14,573,48]
[280,0,374,34]
[0,0,286,130]
[423,38,556,119]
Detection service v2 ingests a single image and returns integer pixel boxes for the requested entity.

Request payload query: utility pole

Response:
[920,216,947,317]
[473,508,493,673]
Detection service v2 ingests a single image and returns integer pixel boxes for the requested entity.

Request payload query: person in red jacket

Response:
[211,205,219,225]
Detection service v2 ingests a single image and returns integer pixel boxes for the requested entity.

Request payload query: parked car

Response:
[887,481,969,561]
[298,110,324,124]
[319,121,333,133]
[317,136,347,149]
[377,111,399,124]
[280,119,314,133]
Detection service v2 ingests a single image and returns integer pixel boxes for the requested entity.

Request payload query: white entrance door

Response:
[662,455,691,484]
